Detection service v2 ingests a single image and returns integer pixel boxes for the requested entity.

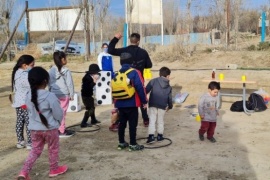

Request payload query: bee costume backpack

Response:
[112,68,135,99]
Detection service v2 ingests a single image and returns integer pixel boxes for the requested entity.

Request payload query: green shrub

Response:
[257,42,270,50]
[0,53,7,62]
[204,48,212,53]
[247,45,256,51]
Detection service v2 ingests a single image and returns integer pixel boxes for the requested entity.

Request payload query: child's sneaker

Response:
[49,165,68,177]
[91,119,101,124]
[109,123,119,132]
[17,171,30,180]
[207,137,216,143]
[59,130,75,138]
[16,141,26,149]
[157,134,164,142]
[117,142,129,150]
[128,144,144,151]
[146,134,155,144]
[26,144,32,150]
[80,123,92,128]
[199,134,204,141]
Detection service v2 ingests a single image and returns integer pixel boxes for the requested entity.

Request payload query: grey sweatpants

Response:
[148,107,166,135]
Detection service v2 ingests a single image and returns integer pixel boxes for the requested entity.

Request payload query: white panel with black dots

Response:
[95,71,112,105]
[67,92,82,112]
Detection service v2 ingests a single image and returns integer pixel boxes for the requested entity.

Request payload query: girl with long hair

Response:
[11,54,35,149]
[48,51,75,137]
[17,67,68,179]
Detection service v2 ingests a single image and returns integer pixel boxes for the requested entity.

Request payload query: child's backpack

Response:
[230,101,246,112]
[247,93,267,112]
[111,68,135,100]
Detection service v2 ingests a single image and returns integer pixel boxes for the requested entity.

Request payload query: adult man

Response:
[108,32,152,127]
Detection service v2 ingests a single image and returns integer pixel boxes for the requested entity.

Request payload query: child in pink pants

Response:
[17,67,68,179]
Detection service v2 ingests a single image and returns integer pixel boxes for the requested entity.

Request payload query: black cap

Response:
[120,53,133,65]
[87,64,101,74]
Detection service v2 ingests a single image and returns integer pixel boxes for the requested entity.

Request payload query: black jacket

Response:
[81,73,95,97]
[108,37,152,76]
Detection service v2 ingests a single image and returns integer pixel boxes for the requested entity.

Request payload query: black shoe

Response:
[80,123,92,128]
[128,144,144,151]
[207,137,216,143]
[91,120,101,124]
[146,134,155,144]
[117,142,129,150]
[199,134,204,141]
[59,130,75,138]
[157,134,164,142]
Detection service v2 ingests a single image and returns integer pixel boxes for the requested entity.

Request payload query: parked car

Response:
[16,40,26,51]
[54,40,80,55]
[41,45,53,55]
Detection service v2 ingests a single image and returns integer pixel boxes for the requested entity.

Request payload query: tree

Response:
[0,0,15,61]
[232,0,243,49]
[163,0,180,35]
[97,0,110,43]
[126,0,134,35]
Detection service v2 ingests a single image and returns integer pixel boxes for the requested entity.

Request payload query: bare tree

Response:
[163,0,180,35]
[126,0,134,35]
[232,0,243,49]
[97,0,110,43]
[0,0,15,61]
[44,0,59,43]
[70,0,92,58]
[89,0,97,54]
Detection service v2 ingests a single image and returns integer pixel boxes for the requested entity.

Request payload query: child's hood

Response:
[51,65,69,79]
[14,68,28,81]
[157,77,170,89]
[27,89,50,104]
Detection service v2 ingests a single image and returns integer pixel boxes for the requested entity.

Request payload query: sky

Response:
[17,0,270,14]
[17,0,125,16]
[13,0,270,31]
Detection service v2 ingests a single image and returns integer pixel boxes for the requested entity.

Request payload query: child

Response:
[97,43,114,78]
[145,67,173,144]
[49,51,75,137]
[198,81,221,143]
[80,64,101,127]
[108,33,152,127]
[17,67,67,179]
[109,108,119,132]
[11,55,35,149]
[115,52,147,151]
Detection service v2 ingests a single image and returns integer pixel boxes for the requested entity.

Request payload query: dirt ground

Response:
[0,48,270,180]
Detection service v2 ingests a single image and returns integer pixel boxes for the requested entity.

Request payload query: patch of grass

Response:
[257,42,270,50]
[204,48,212,53]
[38,55,53,62]
[238,67,270,70]
[247,45,256,51]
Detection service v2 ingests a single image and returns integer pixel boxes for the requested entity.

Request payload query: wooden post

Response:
[26,1,30,44]
[85,0,90,60]
[63,7,84,53]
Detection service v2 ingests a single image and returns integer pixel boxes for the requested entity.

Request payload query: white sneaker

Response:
[26,144,32,150]
[16,141,26,149]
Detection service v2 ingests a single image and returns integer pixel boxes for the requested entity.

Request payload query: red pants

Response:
[199,121,216,139]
